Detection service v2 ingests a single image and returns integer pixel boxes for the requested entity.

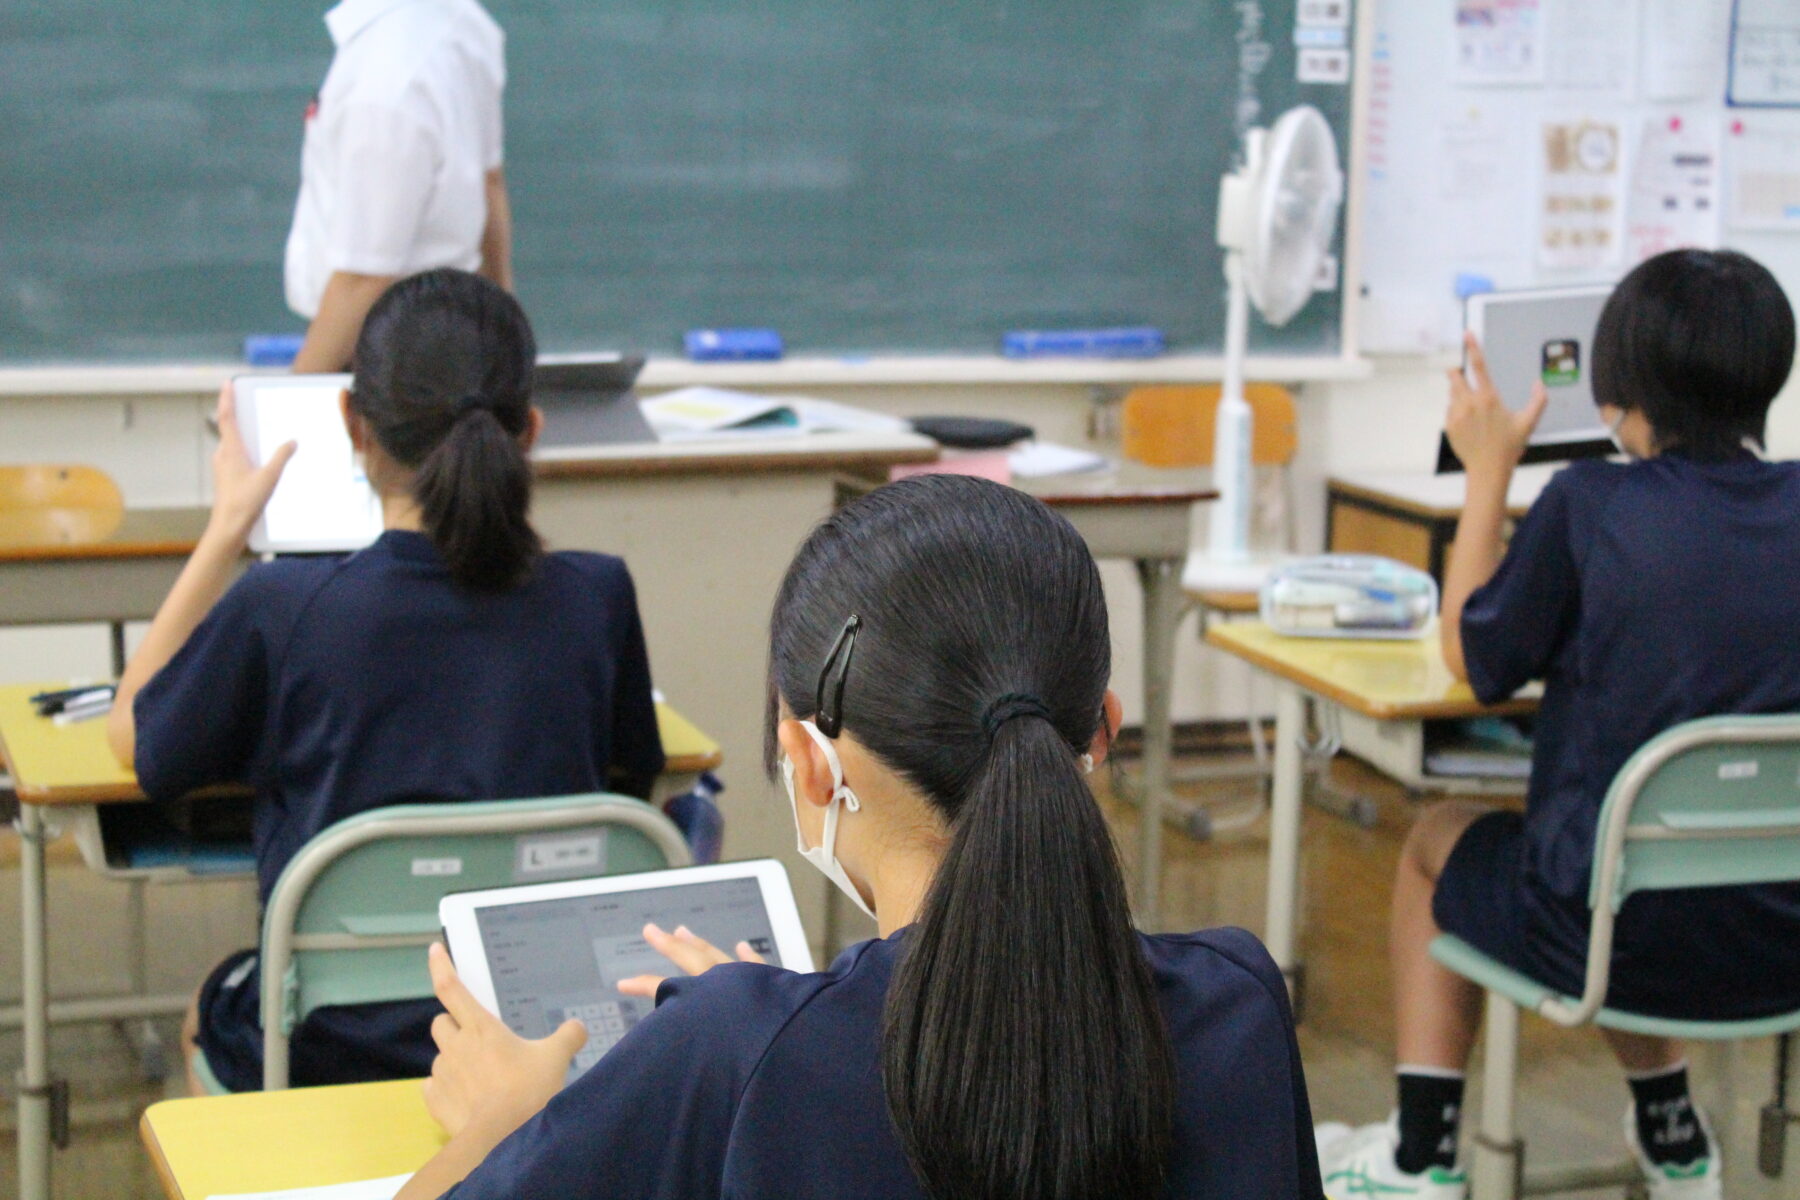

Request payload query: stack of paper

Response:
[640,388,910,442]
[206,1173,413,1200]
[1007,441,1109,478]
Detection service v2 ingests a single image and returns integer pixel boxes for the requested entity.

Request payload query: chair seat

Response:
[1431,934,1800,1040]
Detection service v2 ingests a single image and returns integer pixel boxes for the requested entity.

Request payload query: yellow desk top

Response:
[0,682,722,807]
[141,1078,444,1200]
[1205,621,1540,721]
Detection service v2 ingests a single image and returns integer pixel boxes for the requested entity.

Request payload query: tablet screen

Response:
[240,377,384,552]
[472,875,789,1078]
[1438,285,1617,472]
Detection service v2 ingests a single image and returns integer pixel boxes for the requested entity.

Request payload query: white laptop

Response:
[1437,285,1617,472]
[234,374,384,554]
[440,860,814,1080]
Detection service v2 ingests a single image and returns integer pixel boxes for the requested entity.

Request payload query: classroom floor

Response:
[0,753,1788,1199]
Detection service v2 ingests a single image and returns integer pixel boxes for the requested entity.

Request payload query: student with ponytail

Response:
[397,474,1323,1200]
[110,268,664,1094]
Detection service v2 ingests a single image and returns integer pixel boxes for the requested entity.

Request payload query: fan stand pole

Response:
[1203,250,1259,582]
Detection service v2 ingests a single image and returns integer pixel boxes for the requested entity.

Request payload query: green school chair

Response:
[195,794,691,1092]
[1430,715,1800,1198]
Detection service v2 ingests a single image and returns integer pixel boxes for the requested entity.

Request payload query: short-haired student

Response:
[109,269,664,1094]
[395,474,1323,1200]
[1317,249,1800,1199]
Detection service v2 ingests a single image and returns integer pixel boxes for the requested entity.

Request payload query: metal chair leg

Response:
[1473,992,1524,1200]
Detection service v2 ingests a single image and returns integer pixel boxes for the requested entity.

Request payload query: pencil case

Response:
[1260,555,1437,640]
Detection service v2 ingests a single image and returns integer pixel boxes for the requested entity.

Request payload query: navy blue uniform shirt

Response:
[134,531,665,902]
[446,928,1323,1200]
[1462,454,1800,897]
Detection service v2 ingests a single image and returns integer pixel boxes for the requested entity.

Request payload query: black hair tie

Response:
[982,692,1051,739]
[455,393,487,419]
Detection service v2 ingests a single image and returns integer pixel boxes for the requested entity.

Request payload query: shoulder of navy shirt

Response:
[444,927,1324,1200]
[1459,453,1800,897]
[132,530,665,903]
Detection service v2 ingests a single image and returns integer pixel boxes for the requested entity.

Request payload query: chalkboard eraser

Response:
[1002,327,1165,359]
[244,334,305,367]
[685,328,784,361]
[1454,274,1496,300]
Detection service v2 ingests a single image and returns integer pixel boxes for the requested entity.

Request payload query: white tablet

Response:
[1437,285,1617,472]
[233,373,384,554]
[440,860,815,1080]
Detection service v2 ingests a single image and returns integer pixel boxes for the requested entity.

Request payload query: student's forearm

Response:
[394,1111,522,1200]
[107,527,247,767]
[292,270,397,373]
[1439,468,1511,681]
[479,169,513,291]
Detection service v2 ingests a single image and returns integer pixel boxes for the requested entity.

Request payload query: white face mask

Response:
[781,719,877,921]
[1606,411,1640,461]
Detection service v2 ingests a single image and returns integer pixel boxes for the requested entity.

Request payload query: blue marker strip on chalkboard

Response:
[244,334,305,367]
[1002,327,1166,359]
[685,328,784,361]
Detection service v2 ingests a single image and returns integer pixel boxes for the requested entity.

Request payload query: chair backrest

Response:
[1546,715,1800,1026]
[1119,384,1298,469]
[0,464,124,545]
[259,794,691,1089]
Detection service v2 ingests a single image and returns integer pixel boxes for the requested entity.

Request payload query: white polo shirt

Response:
[283,0,505,319]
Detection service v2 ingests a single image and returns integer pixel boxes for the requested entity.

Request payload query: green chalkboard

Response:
[0,2,1353,364]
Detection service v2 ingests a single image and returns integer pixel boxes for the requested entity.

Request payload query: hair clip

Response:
[813,614,861,738]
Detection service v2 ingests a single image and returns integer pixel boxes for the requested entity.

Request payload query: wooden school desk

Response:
[1325,465,1556,584]
[141,1078,443,1200]
[0,681,721,1200]
[0,507,214,671]
[1203,622,1539,1016]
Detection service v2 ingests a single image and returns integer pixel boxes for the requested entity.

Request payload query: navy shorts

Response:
[195,948,443,1092]
[1433,811,1800,1022]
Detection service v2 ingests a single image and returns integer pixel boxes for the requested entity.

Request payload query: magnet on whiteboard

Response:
[1297,0,1351,27]
[1298,48,1351,84]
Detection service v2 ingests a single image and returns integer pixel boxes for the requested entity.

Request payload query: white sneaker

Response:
[1623,1105,1722,1200]
[1315,1115,1467,1199]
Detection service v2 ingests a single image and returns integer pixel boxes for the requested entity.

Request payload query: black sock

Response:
[1395,1069,1464,1174]
[1628,1063,1708,1166]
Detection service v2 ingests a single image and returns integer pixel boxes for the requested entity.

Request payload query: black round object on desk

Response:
[909,416,1035,449]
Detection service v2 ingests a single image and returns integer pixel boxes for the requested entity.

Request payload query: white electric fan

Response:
[1187,105,1344,594]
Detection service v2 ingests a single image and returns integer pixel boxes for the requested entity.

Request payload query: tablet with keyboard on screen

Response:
[439,860,814,1081]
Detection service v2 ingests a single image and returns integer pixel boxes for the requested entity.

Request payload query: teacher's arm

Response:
[292,270,399,374]
[479,168,513,291]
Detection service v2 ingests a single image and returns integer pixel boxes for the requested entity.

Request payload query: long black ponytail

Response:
[350,268,541,589]
[766,474,1175,1200]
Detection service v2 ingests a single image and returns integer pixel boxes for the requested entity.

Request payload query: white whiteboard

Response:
[1360,0,1800,354]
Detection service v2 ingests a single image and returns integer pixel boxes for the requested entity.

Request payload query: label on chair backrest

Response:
[411,857,464,877]
[1718,760,1760,781]
[515,831,607,881]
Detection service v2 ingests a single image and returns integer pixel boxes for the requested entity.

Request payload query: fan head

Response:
[1242,105,1343,327]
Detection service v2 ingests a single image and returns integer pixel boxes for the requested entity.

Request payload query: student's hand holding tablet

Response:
[422,943,588,1140]
[207,383,298,547]
[615,921,767,998]
[1445,332,1550,481]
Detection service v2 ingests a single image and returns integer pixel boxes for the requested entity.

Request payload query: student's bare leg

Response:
[181,987,207,1097]
[1392,801,1493,1070]
[1602,1030,1683,1073]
